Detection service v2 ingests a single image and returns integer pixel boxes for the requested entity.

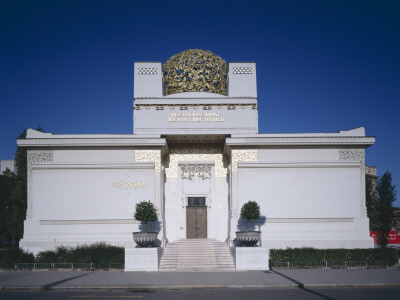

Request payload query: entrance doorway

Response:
[186,197,207,239]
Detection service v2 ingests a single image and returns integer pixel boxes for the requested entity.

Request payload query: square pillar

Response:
[124,247,162,271]
[233,247,269,270]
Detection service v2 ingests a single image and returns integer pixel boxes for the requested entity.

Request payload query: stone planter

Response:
[232,247,269,270]
[132,232,158,247]
[125,247,162,271]
[236,231,261,246]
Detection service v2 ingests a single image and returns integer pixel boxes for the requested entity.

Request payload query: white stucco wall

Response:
[230,146,373,249]
[20,147,163,255]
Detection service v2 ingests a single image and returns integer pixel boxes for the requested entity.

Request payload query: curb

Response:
[2,283,400,290]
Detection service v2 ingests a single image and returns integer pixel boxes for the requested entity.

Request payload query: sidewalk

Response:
[1,268,400,290]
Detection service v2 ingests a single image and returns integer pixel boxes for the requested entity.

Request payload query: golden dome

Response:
[163,49,228,96]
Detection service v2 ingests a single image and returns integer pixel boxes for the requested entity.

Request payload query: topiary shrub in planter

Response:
[133,200,159,247]
[236,201,261,246]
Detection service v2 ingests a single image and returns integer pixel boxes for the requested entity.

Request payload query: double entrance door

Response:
[186,197,207,239]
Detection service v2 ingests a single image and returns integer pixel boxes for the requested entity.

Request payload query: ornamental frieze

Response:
[181,164,212,180]
[135,150,162,172]
[28,150,53,163]
[339,148,365,166]
[27,150,53,174]
[165,144,227,178]
[133,104,258,110]
[231,149,258,172]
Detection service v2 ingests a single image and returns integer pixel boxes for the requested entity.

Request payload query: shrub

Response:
[36,243,124,268]
[240,201,260,231]
[134,200,158,232]
[270,247,398,266]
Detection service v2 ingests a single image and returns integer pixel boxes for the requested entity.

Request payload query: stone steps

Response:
[159,238,235,271]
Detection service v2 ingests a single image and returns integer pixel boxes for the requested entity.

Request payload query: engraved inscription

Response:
[168,112,224,122]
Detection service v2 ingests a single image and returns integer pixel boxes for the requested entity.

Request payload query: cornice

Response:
[17,136,167,148]
[134,96,257,100]
[225,136,375,148]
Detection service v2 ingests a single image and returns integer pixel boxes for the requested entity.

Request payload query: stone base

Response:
[232,247,269,270]
[124,247,162,271]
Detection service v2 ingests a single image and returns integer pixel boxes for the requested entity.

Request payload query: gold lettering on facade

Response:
[110,181,149,189]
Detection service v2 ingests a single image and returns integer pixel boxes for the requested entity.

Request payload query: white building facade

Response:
[18,50,375,255]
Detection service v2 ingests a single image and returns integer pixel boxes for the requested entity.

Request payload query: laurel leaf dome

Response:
[163,49,228,96]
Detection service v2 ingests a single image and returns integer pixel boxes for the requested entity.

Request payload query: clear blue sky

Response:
[1,0,399,204]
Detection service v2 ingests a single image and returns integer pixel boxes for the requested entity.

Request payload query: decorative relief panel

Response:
[27,150,53,219]
[339,148,365,166]
[135,150,161,172]
[233,67,252,74]
[27,150,53,172]
[133,103,258,110]
[181,164,212,180]
[165,144,227,178]
[138,67,157,75]
[231,149,258,172]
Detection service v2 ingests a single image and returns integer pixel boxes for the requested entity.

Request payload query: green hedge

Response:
[36,242,124,268]
[0,243,124,269]
[0,248,35,268]
[270,247,398,266]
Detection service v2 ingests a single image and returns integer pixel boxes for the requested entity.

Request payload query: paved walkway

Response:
[1,268,400,290]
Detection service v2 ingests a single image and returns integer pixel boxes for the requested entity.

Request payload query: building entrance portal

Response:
[186,197,207,239]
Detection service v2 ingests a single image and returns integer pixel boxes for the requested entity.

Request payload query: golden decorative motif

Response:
[181,164,212,180]
[165,144,227,178]
[133,104,258,110]
[231,149,258,172]
[135,150,161,172]
[163,49,228,96]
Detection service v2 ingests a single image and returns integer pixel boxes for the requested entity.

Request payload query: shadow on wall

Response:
[236,216,266,232]
[137,221,163,247]
[234,216,266,247]
[138,221,162,233]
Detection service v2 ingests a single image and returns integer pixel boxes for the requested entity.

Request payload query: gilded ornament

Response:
[165,144,227,178]
[181,164,212,180]
[232,149,258,172]
[163,49,228,96]
[135,150,162,172]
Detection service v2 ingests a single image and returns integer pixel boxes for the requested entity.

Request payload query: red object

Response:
[370,231,400,244]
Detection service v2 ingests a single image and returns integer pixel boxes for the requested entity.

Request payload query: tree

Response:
[7,126,44,247]
[0,168,16,245]
[375,171,397,247]
[366,176,378,230]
